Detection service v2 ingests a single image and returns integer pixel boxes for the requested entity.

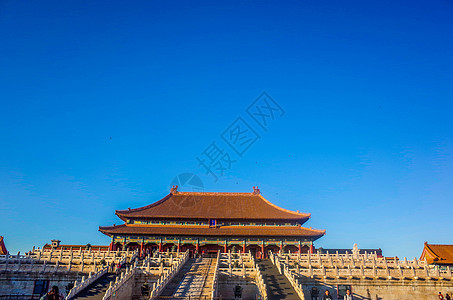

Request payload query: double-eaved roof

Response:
[99,189,325,240]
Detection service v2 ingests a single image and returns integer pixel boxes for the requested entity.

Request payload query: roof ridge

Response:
[99,224,127,230]
[177,192,257,195]
[116,193,172,213]
[257,194,310,217]
[424,243,440,259]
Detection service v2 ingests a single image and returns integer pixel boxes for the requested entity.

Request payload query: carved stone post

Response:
[412,266,417,279]
[41,261,47,273]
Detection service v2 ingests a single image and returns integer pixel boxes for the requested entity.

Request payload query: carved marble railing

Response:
[269,252,282,274]
[28,248,131,265]
[270,253,304,299]
[103,261,138,300]
[139,251,185,275]
[250,253,268,300]
[0,249,137,275]
[0,253,71,273]
[214,252,267,299]
[218,251,256,278]
[66,267,108,299]
[278,252,428,269]
[0,253,29,260]
[148,250,190,299]
[211,251,221,299]
[126,249,139,265]
[275,252,453,281]
[282,264,305,300]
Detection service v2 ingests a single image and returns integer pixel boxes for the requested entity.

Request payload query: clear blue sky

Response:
[0,0,452,259]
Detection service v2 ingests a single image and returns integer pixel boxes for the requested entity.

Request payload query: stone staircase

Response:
[257,259,300,300]
[200,258,217,298]
[159,258,216,299]
[72,273,116,300]
[72,261,132,300]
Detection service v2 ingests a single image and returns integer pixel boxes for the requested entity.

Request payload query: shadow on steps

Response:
[257,259,300,300]
[72,273,116,300]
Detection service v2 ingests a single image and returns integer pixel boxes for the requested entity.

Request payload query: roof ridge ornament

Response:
[252,186,260,195]
[170,185,179,194]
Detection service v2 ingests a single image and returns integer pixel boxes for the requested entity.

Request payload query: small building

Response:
[99,186,325,258]
[420,242,453,268]
[41,240,109,252]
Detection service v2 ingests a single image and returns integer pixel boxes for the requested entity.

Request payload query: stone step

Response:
[160,258,217,298]
[257,259,300,300]
[72,273,116,300]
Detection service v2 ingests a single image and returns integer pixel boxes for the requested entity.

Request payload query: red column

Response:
[109,241,113,251]
[261,242,265,259]
[310,243,314,254]
[159,241,162,252]
[140,242,144,257]
[298,241,301,254]
[196,241,199,253]
[177,242,181,252]
[224,241,227,253]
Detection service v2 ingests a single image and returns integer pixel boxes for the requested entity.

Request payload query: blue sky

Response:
[0,0,452,259]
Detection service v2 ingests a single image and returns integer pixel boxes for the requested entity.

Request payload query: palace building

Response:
[420,242,453,267]
[99,186,325,258]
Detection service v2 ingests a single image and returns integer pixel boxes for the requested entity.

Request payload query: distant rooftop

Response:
[0,236,7,255]
[421,242,453,265]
